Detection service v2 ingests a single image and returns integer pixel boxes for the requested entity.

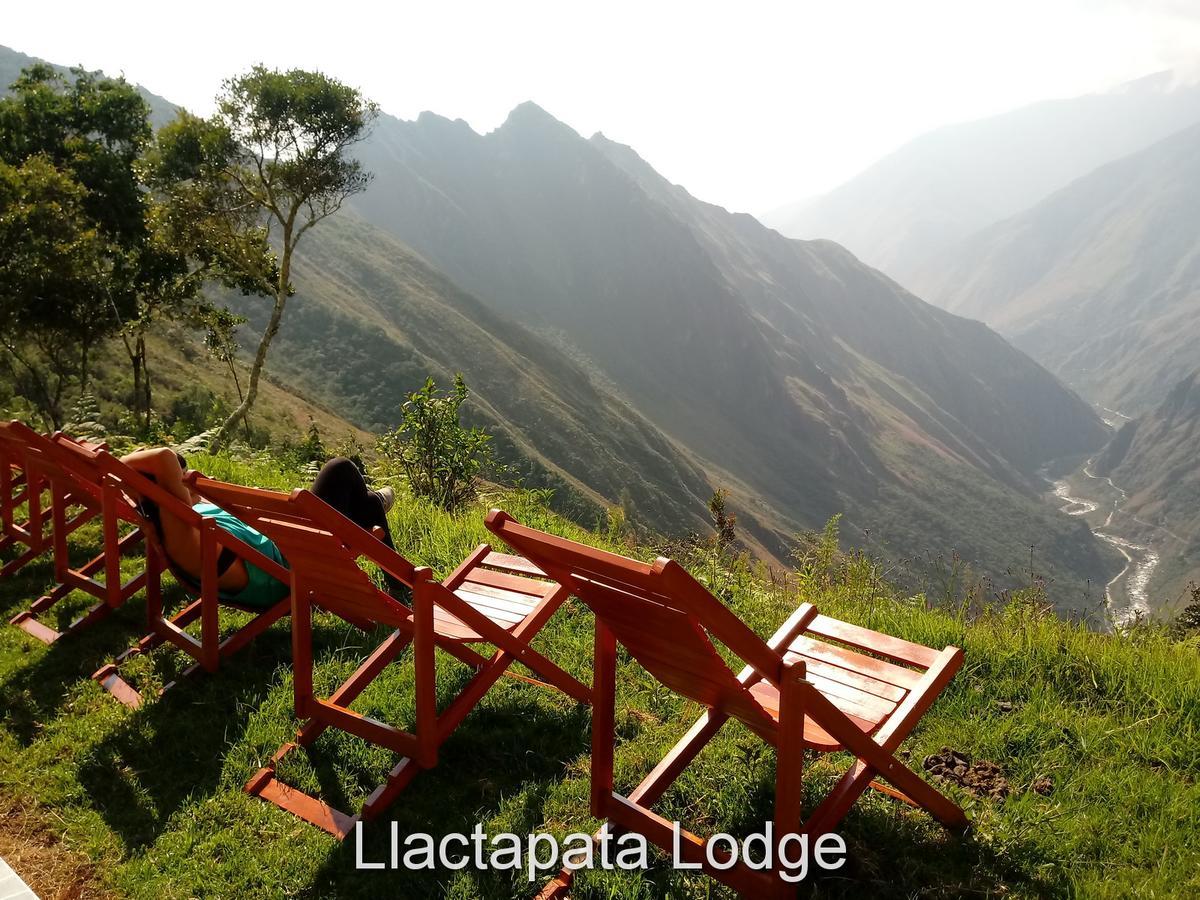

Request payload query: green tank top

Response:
[193,502,290,608]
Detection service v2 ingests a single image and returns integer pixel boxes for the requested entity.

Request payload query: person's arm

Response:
[120,448,194,506]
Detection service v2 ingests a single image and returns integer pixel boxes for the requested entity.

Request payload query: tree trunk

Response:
[226,358,252,443]
[137,334,152,433]
[132,352,142,418]
[212,237,293,451]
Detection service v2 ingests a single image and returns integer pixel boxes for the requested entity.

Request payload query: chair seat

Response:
[433,552,557,643]
[746,632,920,751]
[747,681,876,751]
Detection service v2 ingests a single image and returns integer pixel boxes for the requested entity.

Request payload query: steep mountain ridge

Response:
[1092,372,1200,606]
[349,103,1115,602]
[0,43,177,125]
[0,44,718,545]
[764,72,1200,285]
[913,122,1200,416]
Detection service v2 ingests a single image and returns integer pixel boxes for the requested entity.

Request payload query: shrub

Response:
[375,374,493,511]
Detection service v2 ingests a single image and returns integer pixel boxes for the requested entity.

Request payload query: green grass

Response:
[1,452,1198,898]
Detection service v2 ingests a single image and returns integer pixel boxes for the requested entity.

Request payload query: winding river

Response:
[1045,458,1157,626]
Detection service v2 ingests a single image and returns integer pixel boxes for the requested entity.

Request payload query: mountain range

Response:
[344,101,1114,601]
[910,122,1200,418]
[2,45,1119,608]
[763,72,1200,287]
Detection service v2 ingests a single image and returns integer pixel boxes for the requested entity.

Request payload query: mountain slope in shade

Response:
[348,103,1115,604]
[1093,372,1200,609]
[764,72,1200,285]
[226,212,718,541]
[914,122,1200,416]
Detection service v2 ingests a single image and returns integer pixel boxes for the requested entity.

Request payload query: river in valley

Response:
[1044,455,1157,627]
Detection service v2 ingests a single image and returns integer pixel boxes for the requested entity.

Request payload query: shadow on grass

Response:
[303,698,591,899]
[74,626,296,850]
[0,547,158,746]
[73,612,593,865]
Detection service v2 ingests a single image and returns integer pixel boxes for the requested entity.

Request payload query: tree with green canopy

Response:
[0,64,277,432]
[164,66,378,450]
[0,64,149,425]
[0,155,114,426]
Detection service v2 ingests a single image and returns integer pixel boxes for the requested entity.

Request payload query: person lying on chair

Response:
[120,449,397,607]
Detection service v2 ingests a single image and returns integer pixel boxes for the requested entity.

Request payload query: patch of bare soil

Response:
[0,804,110,900]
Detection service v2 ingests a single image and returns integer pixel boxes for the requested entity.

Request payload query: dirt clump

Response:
[923,747,1010,800]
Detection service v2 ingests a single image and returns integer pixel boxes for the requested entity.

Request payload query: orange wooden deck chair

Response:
[4,424,148,643]
[0,421,101,579]
[0,420,48,576]
[185,474,591,839]
[85,452,293,708]
[486,510,968,900]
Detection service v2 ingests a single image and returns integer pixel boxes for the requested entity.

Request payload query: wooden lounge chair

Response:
[4,424,148,643]
[0,420,48,576]
[0,422,101,580]
[485,510,968,900]
[186,474,591,839]
[87,455,292,708]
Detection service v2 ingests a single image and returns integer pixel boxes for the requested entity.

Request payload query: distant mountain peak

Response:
[1107,69,1183,95]
[414,109,470,128]
[497,100,578,137]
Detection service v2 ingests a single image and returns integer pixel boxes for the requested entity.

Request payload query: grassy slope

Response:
[1,453,1197,899]
[226,212,718,546]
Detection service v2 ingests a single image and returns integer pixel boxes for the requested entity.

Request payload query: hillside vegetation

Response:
[225,212,716,541]
[1,450,1198,899]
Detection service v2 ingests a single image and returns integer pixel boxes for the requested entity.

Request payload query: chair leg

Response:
[773,660,807,898]
[15,526,143,645]
[295,629,412,747]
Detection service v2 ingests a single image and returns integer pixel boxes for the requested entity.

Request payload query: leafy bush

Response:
[375,374,494,511]
[166,384,227,440]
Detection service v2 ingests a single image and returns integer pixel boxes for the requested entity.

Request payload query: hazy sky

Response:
[5,0,1199,213]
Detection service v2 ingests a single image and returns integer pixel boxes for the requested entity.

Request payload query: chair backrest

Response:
[0,422,104,503]
[485,510,781,736]
[0,421,58,470]
[47,438,196,532]
[188,475,413,629]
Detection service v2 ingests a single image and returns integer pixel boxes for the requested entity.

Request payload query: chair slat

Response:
[458,579,542,610]
[786,636,924,690]
[782,650,908,703]
[461,565,554,598]
[482,551,547,577]
[803,672,899,724]
[432,605,484,641]
[452,589,527,625]
[806,614,940,669]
